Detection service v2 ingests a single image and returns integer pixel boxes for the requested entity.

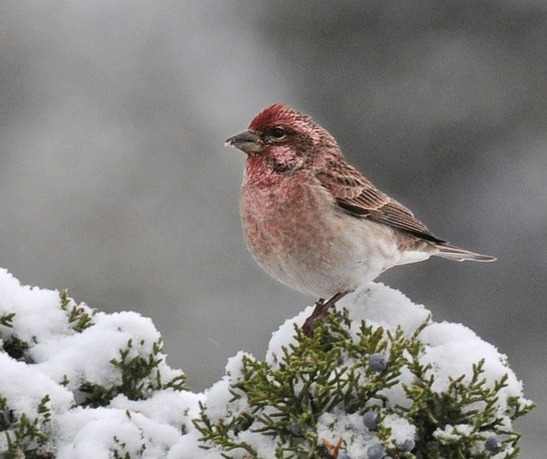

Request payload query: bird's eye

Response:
[268,127,287,140]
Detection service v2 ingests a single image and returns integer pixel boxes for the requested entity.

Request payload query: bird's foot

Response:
[302,291,349,337]
[321,438,344,459]
[302,298,326,336]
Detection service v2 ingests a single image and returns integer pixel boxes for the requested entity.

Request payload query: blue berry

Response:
[485,436,501,452]
[288,423,302,436]
[367,443,385,459]
[399,439,415,452]
[363,410,378,431]
[369,353,388,372]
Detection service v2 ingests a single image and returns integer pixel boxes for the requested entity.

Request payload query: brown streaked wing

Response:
[316,159,445,243]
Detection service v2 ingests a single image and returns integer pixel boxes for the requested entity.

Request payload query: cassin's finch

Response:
[226,104,495,334]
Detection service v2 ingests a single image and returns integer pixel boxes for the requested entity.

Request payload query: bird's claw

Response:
[322,438,344,458]
[302,298,326,336]
[302,292,349,336]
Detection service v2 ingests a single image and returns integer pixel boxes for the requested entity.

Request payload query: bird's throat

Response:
[245,154,299,187]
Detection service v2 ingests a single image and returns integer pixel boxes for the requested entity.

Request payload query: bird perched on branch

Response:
[226,104,495,335]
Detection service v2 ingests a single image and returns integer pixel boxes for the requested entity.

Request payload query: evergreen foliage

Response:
[0,394,53,459]
[80,338,188,407]
[0,311,31,362]
[194,309,534,459]
[58,289,95,333]
[0,271,534,458]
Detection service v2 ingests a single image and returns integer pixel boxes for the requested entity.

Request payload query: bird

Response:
[225,104,496,335]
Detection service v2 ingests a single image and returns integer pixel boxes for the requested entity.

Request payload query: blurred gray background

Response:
[1,1,545,455]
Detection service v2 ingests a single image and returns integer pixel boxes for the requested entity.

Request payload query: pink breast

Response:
[241,175,335,270]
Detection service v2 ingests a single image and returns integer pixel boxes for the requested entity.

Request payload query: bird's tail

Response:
[434,243,497,263]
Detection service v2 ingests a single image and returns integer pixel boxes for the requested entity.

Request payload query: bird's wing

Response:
[316,159,445,243]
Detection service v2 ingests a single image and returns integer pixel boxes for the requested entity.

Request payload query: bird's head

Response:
[225,104,340,173]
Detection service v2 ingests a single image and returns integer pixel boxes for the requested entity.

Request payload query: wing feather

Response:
[316,159,444,243]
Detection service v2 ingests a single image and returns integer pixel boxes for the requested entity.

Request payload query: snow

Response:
[382,414,416,449]
[55,407,182,459]
[109,390,203,430]
[420,321,523,405]
[32,311,181,393]
[0,269,531,457]
[0,268,71,342]
[316,411,374,457]
[266,283,431,365]
[433,423,474,442]
[0,353,73,418]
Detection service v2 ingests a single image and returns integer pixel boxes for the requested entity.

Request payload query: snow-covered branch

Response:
[0,269,533,458]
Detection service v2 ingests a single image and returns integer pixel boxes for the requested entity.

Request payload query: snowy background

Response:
[1,1,545,456]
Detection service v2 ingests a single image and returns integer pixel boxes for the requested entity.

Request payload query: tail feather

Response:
[435,243,497,263]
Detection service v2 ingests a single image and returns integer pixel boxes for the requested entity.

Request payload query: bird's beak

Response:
[224,130,263,154]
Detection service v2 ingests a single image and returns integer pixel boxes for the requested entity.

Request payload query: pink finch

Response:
[226,104,495,335]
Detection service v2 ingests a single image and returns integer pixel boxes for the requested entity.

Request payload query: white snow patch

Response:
[420,321,523,409]
[199,350,254,423]
[110,389,204,430]
[32,311,180,393]
[56,407,181,459]
[383,413,416,448]
[0,353,73,416]
[433,423,474,442]
[0,268,71,342]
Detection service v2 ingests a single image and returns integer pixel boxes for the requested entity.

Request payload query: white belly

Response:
[270,215,404,298]
[242,180,416,298]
